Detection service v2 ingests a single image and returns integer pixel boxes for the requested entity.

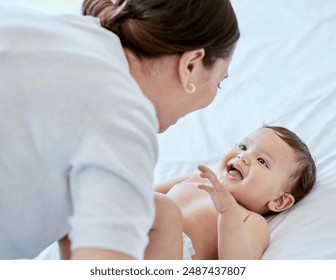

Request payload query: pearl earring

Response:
[186,83,196,94]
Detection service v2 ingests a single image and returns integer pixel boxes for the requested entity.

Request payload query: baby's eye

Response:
[218,83,222,89]
[258,158,268,168]
[237,144,247,151]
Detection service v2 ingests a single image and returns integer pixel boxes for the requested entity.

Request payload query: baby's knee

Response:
[154,193,183,225]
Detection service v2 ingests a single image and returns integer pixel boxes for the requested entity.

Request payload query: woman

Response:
[0,0,239,259]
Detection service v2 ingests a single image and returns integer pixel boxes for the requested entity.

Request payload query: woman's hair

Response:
[264,125,317,204]
[82,0,240,68]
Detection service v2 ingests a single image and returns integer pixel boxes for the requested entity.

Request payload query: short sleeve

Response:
[68,100,158,259]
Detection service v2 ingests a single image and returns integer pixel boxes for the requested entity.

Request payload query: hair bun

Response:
[83,0,127,28]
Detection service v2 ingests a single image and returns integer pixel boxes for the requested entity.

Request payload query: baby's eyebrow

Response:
[238,137,250,144]
[262,150,274,159]
[259,148,276,165]
[238,137,276,163]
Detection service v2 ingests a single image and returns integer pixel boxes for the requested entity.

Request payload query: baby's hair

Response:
[264,125,316,204]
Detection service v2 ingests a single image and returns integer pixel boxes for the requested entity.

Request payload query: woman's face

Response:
[158,57,232,132]
[125,48,233,133]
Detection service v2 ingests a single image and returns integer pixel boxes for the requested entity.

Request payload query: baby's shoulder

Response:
[239,205,268,226]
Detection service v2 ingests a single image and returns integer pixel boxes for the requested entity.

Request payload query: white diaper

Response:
[182,232,196,260]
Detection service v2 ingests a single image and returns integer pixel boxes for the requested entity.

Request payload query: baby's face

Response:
[217,128,297,214]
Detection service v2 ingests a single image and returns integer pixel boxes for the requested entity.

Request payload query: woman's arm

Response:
[58,235,71,260]
[58,235,134,260]
[71,249,133,260]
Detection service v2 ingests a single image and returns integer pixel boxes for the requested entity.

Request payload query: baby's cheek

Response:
[217,158,227,171]
[219,150,236,169]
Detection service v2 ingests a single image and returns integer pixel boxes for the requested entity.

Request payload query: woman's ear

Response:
[178,49,205,92]
[267,193,295,213]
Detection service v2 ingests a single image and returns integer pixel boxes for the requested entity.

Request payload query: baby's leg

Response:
[144,193,183,259]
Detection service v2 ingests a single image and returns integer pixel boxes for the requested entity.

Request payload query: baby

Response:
[145,125,316,260]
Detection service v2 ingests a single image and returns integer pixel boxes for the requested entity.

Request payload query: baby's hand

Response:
[197,164,235,214]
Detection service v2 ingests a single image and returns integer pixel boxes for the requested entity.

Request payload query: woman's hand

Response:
[197,164,236,213]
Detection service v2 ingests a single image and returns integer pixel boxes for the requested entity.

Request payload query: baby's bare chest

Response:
[166,178,211,208]
[167,177,250,220]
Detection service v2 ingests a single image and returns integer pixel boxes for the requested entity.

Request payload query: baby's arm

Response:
[198,165,269,260]
[155,173,195,194]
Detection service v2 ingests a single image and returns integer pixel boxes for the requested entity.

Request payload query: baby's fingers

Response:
[198,164,215,174]
[198,184,213,194]
[198,164,217,181]
[198,165,221,190]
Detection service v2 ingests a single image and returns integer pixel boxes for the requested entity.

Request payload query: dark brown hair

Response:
[82,0,240,68]
[265,125,316,204]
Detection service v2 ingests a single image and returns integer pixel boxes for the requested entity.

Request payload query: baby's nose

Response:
[237,153,249,164]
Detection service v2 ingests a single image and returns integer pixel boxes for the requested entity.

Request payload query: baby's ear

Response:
[267,193,295,212]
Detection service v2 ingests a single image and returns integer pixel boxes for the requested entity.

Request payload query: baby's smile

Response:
[226,162,244,180]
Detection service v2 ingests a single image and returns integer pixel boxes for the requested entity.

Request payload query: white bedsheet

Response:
[155,0,336,259]
[2,0,336,259]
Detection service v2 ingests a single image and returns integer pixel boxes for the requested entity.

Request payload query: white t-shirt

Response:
[0,5,158,259]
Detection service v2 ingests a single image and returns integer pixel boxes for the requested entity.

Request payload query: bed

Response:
[155,0,336,259]
[3,0,336,259]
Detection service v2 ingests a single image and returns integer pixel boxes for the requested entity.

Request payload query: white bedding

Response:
[2,0,336,259]
[155,0,336,259]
